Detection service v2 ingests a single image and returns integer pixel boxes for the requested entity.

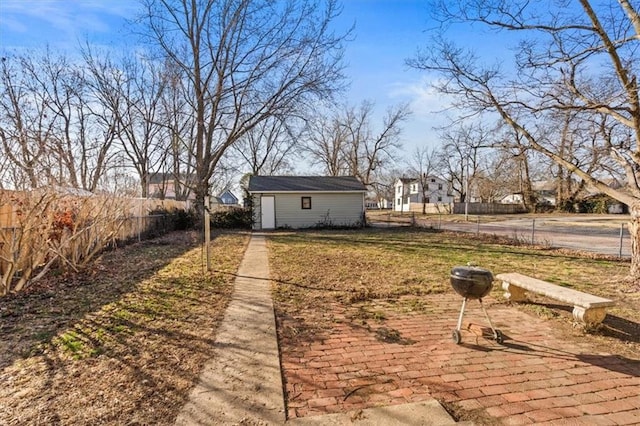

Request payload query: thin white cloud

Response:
[0,0,139,49]
[382,76,459,149]
[389,76,456,121]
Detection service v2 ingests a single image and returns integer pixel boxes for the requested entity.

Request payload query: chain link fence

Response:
[367,212,631,258]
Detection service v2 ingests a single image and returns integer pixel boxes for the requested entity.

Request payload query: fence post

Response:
[476,216,480,235]
[531,219,536,244]
[619,223,624,258]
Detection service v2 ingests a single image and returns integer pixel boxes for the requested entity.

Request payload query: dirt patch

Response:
[0,230,249,425]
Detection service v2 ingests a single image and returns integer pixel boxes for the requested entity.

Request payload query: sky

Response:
[0,0,502,161]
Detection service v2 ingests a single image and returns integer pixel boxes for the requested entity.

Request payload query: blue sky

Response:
[0,0,497,158]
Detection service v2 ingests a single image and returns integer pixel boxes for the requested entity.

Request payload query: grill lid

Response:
[450,265,494,299]
[450,265,493,282]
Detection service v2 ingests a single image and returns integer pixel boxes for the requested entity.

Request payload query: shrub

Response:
[576,196,609,214]
[210,208,252,229]
[173,208,197,230]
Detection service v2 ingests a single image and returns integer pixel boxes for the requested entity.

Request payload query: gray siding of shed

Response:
[251,192,364,230]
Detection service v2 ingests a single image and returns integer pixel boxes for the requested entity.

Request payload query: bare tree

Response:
[0,50,118,192]
[138,0,348,213]
[369,166,402,209]
[541,109,613,211]
[409,145,440,214]
[230,115,301,175]
[305,100,410,184]
[157,59,197,201]
[410,1,640,276]
[436,122,490,204]
[0,54,55,189]
[304,110,349,176]
[473,153,513,203]
[342,101,410,186]
[39,50,118,192]
[493,124,539,212]
[84,49,169,197]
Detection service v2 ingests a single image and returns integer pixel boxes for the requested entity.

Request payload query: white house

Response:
[247,176,367,230]
[394,176,454,213]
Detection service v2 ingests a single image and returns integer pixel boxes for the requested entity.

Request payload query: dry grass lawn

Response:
[2,226,638,424]
[269,227,639,360]
[0,231,249,425]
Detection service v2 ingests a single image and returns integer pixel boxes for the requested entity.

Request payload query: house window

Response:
[438,196,442,202]
[438,183,443,190]
[425,184,429,190]
[396,198,401,205]
[301,197,312,209]
[431,178,436,182]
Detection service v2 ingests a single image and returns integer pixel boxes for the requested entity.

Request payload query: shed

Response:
[247,176,367,230]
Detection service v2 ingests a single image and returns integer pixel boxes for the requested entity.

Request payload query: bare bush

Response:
[0,189,160,296]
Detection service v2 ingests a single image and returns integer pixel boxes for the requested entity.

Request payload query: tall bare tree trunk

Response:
[629,204,640,278]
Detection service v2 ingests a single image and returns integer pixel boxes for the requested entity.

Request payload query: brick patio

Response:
[279,294,640,424]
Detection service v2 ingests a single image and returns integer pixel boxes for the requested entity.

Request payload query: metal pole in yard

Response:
[204,196,211,271]
[531,219,536,244]
[138,203,142,242]
[476,216,480,235]
[619,223,624,258]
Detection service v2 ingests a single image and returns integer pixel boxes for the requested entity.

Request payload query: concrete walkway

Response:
[175,234,285,425]
[175,234,459,425]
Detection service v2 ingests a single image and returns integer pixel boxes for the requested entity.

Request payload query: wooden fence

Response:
[0,191,186,228]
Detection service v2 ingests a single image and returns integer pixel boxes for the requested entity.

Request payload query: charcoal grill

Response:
[450,265,503,344]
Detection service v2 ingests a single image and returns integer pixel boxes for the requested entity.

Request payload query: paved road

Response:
[421,216,632,258]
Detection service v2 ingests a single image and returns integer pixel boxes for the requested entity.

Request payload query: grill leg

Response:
[456,298,468,331]
[479,298,502,342]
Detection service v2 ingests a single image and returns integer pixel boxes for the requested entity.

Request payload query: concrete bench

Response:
[495,272,615,326]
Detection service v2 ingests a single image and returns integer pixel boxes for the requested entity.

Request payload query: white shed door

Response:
[261,196,275,229]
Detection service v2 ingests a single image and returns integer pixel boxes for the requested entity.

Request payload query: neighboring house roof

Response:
[148,173,196,185]
[397,177,416,184]
[248,176,367,193]
[218,189,239,203]
[396,175,447,184]
[52,186,94,197]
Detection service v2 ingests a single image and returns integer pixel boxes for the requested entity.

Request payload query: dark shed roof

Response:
[248,176,366,193]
